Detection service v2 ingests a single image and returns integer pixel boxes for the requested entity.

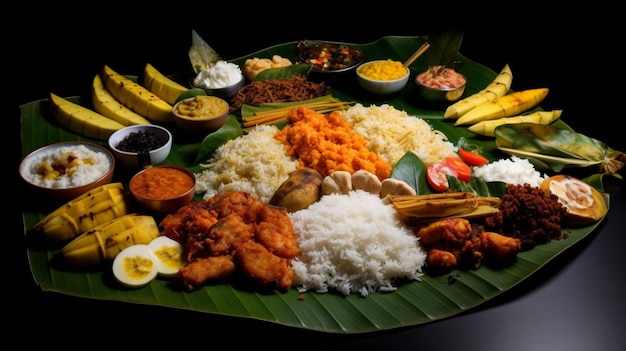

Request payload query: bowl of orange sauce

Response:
[129,165,196,214]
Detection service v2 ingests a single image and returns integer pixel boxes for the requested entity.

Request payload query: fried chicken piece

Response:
[416,218,473,246]
[178,255,236,291]
[254,204,300,258]
[234,241,294,292]
[480,231,521,262]
[427,249,458,269]
[198,214,255,257]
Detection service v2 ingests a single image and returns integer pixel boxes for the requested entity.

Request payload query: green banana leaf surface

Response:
[21,36,608,334]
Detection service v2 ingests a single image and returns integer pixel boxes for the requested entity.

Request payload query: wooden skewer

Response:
[403,42,431,68]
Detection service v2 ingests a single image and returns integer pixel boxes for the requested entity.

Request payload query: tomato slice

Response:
[426,163,458,192]
[445,157,472,182]
[458,148,489,166]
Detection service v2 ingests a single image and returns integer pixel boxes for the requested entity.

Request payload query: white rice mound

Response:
[341,103,458,166]
[289,190,427,297]
[22,144,110,189]
[194,125,298,203]
[471,156,547,187]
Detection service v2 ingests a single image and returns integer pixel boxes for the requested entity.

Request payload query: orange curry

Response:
[130,166,194,200]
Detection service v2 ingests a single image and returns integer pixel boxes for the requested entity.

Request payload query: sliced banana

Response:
[148,236,185,278]
[112,244,158,288]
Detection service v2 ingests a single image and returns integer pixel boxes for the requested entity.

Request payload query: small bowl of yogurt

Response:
[192,60,245,101]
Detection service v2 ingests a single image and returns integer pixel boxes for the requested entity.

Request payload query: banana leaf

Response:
[21,36,609,334]
[495,123,626,177]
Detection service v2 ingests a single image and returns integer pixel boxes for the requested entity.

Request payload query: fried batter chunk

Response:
[234,241,295,291]
[480,231,521,262]
[416,217,520,271]
[178,256,236,290]
[159,191,299,292]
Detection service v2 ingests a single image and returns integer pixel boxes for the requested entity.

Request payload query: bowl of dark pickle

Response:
[108,124,172,169]
[296,40,364,80]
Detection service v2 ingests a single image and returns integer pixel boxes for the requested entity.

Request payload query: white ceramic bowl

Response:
[19,141,115,204]
[107,124,172,169]
[356,60,410,95]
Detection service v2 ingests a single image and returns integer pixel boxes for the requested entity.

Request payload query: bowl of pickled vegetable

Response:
[415,65,467,104]
[296,40,364,78]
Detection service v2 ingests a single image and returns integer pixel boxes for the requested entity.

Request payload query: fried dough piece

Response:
[178,255,236,291]
[416,217,472,246]
[234,241,294,291]
[254,204,300,258]
[480,231,521,261]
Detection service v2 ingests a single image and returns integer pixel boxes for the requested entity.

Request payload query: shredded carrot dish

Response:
[274,106,392,180]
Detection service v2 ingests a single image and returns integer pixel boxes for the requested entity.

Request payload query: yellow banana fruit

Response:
[454,88,549,126]
[34,183,123,230]
[61,214,160,266]
[49,92,125,140]
[101,65,174,123]
[467,110,563,137]
[444,64,513,119]
[143,63,189,105]
[91,74,151,126]
[36,185,132,241]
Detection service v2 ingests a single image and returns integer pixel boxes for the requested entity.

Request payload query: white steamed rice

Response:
[22,144,110,189]
[289,190,427,297]
[471,156,546,187]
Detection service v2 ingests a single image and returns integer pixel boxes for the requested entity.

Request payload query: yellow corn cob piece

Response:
[40,188,132,241]
[143,63,189,105]
[61,214,159,266]
[101,65,174,123]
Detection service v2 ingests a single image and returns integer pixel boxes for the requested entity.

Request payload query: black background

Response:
[11,6,625,350]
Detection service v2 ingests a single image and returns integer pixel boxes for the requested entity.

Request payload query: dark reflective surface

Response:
[13,10,624,350]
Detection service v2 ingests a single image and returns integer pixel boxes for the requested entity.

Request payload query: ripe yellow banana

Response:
[91,74,151,126]
[444,64,513,119]
[61,214,160,266]
[37,185,132,241]
[454,88,549,126]
[101,65,174,123]
[34,183,123,230]
[467,110,563,137]
[143,63,189,105]
[49,92,126,140]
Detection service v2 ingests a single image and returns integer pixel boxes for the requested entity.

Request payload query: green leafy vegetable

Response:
[495,123,625,178]
[194,115,243,164]
[390,152,431,195]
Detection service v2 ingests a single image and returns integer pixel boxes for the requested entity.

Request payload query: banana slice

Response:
[148,236,185,278]
[112,244,158,288]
